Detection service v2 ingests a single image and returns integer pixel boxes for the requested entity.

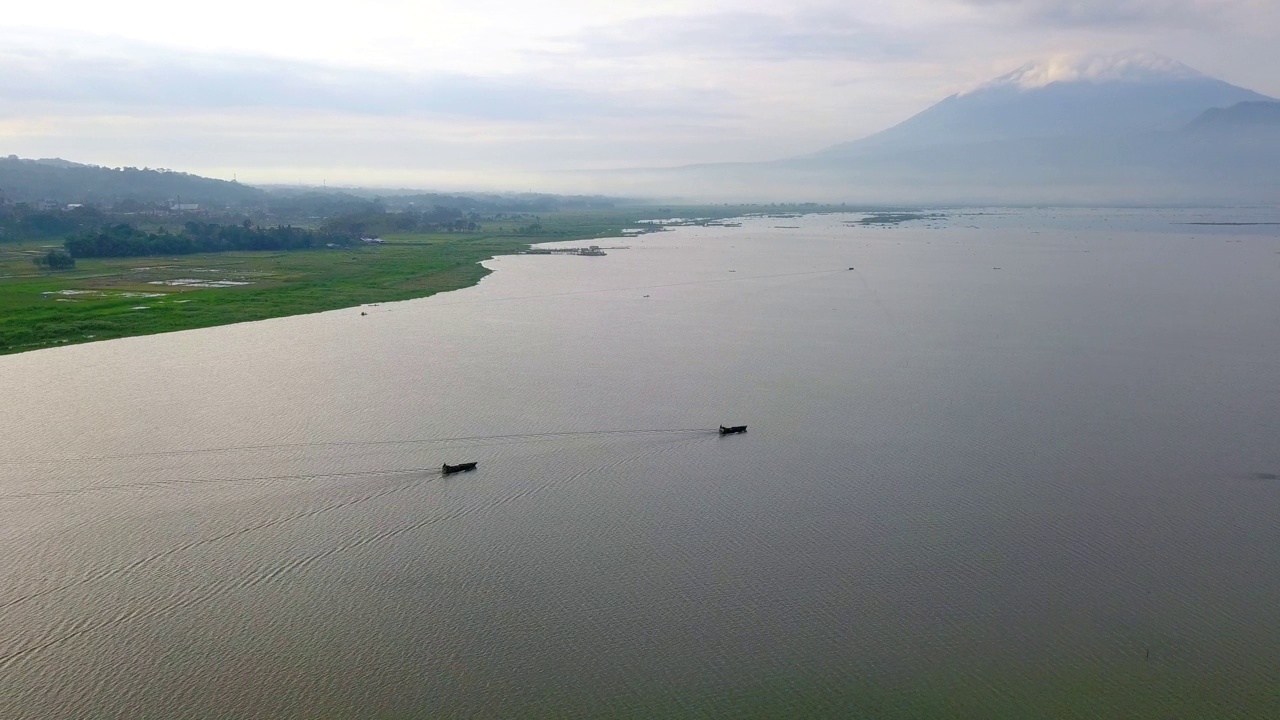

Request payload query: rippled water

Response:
[3,209,1279,718]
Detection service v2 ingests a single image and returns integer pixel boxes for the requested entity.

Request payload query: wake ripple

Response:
[0,475,428,612]
[0,434,715,668]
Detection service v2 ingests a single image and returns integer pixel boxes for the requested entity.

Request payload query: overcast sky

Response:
[2,0,1277,190]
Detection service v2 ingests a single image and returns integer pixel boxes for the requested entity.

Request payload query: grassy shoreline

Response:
[0,205,852,356]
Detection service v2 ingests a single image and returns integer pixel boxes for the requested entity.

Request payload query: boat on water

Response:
[442,462,478,474]
[719,425,747,435]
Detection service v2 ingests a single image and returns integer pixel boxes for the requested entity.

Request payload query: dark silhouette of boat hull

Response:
[719,425,748,435]
[442,462,478,474]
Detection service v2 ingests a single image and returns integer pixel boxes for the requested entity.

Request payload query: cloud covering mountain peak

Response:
[970,50,1203,94]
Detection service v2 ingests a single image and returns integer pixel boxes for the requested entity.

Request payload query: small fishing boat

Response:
[442,462,478,474]
[719,425,747,435]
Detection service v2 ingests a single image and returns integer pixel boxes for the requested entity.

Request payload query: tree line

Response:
[0,204,110,243]
[64,221,338,258]
[320,206,479,237]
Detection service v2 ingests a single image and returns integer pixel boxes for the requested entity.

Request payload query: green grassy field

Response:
[1,205,828,355]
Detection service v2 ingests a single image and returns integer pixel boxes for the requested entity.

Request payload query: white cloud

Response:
[967,49,1202,92]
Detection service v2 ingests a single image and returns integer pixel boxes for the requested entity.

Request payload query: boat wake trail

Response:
[0,429,715,466]
[0,466,439,502]
[242,433,711,589]
[848,265,900,332]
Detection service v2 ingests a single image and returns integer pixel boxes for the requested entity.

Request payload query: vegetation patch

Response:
[848,212,939,226]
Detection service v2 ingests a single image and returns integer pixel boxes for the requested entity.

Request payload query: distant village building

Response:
[170,203,200,212]
[360,237,384,244]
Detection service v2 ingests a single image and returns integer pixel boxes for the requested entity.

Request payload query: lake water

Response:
[2,209,1279,718]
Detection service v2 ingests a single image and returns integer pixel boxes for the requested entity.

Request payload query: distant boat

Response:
[719,425,747,435]
[442,462,478,474]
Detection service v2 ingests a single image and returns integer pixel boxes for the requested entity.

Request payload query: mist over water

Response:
[2,209,1279,717]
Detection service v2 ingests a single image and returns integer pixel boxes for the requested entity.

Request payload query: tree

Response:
[33,249,75,270]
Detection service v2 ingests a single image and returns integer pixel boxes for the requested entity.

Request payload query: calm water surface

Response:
[2,209,1279,718]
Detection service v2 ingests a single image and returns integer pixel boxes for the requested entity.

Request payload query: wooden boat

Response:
[719,425,747,435]
[442,462,478,474]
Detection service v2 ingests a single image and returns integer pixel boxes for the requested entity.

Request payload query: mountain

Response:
[819,51,1271,157]
[796,51,1280,203]
[609,51,1280,204]
[1186,101,1280,133]
[0,155,266,207]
